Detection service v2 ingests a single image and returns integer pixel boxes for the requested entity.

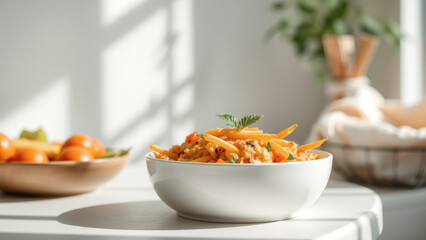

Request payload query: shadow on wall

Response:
[0,0,327,162]
[0,0,197,162]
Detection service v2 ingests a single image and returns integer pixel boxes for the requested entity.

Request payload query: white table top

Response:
[0,163,383,240]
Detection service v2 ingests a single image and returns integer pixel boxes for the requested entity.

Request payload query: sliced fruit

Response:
[13,139,60,159]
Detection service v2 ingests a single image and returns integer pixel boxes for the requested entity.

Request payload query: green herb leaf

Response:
[267,142,272,152]
[20,128,47,142]
[216,114,263,131]
[238,114,263,131]
[216,114,239,129]
[287,153,295,160]
[230,156,237,163]
[98,148,131,159]
[197,134,205,140]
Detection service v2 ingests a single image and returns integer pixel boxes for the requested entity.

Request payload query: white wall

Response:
[0,0,400,161]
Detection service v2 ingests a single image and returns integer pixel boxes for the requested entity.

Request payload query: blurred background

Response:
[0,0,424,162]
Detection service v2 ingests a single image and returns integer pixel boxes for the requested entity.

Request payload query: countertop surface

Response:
[0,163,383,240]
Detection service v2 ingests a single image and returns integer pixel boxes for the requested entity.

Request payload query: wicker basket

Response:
[323,142,426,187]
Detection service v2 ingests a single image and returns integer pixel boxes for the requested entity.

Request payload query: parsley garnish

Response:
[287,153,295,160]
[266,142,272,152]
[230,156,237,163]
[197,134,205,139]
[216,114,263,131]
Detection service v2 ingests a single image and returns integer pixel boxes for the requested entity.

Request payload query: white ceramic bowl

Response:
[146,150,332,223]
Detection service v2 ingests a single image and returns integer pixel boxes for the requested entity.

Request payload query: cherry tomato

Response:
[55,147,93,162]
[10,148,48,163]
[273,151,285,163]
[0,133,15,162]
[62,134,106,158]
[186,131,200,143]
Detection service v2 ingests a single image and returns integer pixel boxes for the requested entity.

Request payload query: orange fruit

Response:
[0,133,15,162]
[10,148,48,163]
[91,138,106,158]
[62,134,106,158]
[55,147,93,162]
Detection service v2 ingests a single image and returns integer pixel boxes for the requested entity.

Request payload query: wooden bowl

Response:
[0,155,130,196]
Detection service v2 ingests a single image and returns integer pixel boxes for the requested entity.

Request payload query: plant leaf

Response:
[272,1,286,11]
[292,22,318,55]
[98,148,131,159]
[325,0,339,9]
[360,15,382,36]
[216,114,239,129]
[328,0,348,20]
[238,114,263,130]
[20,128,47,142]
[385,20,403,38]
[383,20,402,50]
[332,19,350,35]
[265,18,290,40]
[297,0,318,14]
[287,153,295,160]
[267,142,272,152]
[230,156,237,163]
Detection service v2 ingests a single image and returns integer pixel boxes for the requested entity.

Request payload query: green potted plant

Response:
[268,0,402,82]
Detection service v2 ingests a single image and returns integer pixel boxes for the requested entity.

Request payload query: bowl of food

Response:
[0,129,130,195]
[146,114,332,223]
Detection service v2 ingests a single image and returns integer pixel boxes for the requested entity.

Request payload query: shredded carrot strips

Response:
[244,127,259,131]
[204,134,239,153]
[273,139,292,147]
[191,156,212,162]
[269,140,291,159]
[277,124,298,139]
[149,143,169,155]
[225,132,278,141]
[216,159,226,163]
[206,128,235,135]
[206,128,263,136]
[297,138,328,152]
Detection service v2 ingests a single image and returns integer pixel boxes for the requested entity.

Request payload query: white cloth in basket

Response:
[308,77,426,186]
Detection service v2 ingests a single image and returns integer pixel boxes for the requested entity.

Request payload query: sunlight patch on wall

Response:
[171,83,193,119]
[401,0,423,106]
[169,0,195,143]
[102,0,147,26]
[171,0,194,86]
[0,77,71,141]
[102,8,168,142]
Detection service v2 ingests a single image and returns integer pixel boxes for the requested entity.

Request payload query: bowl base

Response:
[177,212,295,223]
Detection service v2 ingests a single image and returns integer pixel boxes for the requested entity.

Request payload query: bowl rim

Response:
[145,150,332,167]
[0,154,130,166]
